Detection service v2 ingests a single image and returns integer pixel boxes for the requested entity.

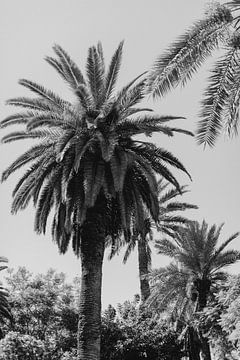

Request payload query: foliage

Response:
[107,178,197,302]
[148,221,240,360]
[0,42,192,256]
[209,274,240,358]
[0,257,11,335]
[153,220,240,310]
[101,299,184,360]
[0,269,186,360]
[1,267,78,358]
[147,2,240,146]
[0,331,45,360]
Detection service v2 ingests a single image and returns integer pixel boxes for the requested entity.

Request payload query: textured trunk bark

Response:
[199,336,211,360]
[77,212,105,360]
[187,327,201,360]
[137,239,150,302]
[197,280,212,360]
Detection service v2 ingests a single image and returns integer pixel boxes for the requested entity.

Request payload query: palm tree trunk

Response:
[199,336,211,360]
[77,212,105,360]
[197,280,212,360]
[187,327,201,360]
[137,239,150,302]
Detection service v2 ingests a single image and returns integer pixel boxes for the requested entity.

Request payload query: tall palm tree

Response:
[146,2,240,147]
[149,220,240,360]
[0,257,11,338]
[1,42,192,359]
[109,178,197,301]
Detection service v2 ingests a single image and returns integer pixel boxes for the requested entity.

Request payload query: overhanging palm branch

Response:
[147,2,240,146]
[146,5,232,98]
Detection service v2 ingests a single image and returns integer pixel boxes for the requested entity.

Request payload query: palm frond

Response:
[147,5,232,98]
[104,41,124,100]
[6,97,60,112]
[45,56,66,80]
[1,142,53,182]
[86,45,105,106]
[155,238,179,258]
[123,236,137,263]
[197,41,240,146]
[19,79,67,109]
[75,84,94,110]
[213,231,240,259]
[52,45,86,89]
[211,250,240,271]
[0,112,33,128]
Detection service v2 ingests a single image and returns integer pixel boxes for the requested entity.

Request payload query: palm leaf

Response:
[197,42,240,146]
[52,44,85,88]
[86,45,105,106]
[19,79,67,109]
[104,41,124,100]
[147,6,232,98]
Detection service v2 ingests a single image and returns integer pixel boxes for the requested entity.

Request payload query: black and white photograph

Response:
[1,1,240,359]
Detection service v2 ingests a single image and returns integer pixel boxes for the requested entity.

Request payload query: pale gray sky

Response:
[1,0,239,308]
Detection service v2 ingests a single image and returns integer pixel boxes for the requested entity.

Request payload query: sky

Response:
[1,0,240,309]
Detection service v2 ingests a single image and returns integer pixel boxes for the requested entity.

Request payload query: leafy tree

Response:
[0,257,11,337]
[147,2,240,147]
[1,42,191,358]
[1,268,185,360]
[149,220,240,360]
[207,274,240,358]
[101,298,184,360]
[0,331,45,360]
[3,267,78,358]
[109,179,197,301]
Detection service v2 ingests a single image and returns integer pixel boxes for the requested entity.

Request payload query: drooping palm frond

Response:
[147,5,232,98]
[197,35,240,146]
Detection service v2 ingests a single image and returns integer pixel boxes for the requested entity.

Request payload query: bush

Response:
[0,331,45,360]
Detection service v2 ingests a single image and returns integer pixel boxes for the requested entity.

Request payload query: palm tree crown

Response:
[1,42,192,254]
[148,221,240,360]
[1,42,192,360]
[153,220,240,309]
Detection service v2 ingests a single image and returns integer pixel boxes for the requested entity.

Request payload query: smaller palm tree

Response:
[109,179,197,301]
[149,220,240,360]
[0,257,11,338]
[147,263,201,360]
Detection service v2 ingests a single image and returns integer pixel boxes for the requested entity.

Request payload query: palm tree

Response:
[0,257,11,338]
[147,263,201,360]
[1,42,192,359]
[109,178,197,302]
[149,220,240,360]
[146,2,240,147]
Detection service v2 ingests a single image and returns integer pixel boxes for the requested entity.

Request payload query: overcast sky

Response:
[1,0,240,308]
